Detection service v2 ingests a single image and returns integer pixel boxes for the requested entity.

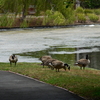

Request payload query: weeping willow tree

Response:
[51,0,76,24]
[0,0,76,27]
[0,0,35,19]
[0,0,35,27]
[36,0,76,25]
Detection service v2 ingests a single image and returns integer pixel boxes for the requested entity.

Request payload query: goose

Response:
[9,54,18,66]
[50,60,70,72]
[39,55,52,68]
[44,58,57,70]
[75,54,90,69]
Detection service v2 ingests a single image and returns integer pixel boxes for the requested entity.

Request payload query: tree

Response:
[80,0,100,8]
[0,0,76,27]
[0,0,35,19]
[0,0,75,17]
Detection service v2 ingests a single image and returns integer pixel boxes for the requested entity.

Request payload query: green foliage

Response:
[64,7,76,24]
[0,0,100,27]
[94,9,100,15]
[20,20,29,28]
[48,0,75,25]
[77,13,86,23]
[75,7,84,14]
[45,10,53,16]
[0,14,14,27]
[1,0,35,19]
[53,12,65,25]
[84,9,94,15]
[34,0,50,15]
[0,0,5,7]
[87,14,99,22]
[7,17,15,27]
[80,0,100,9]
[43,10,66,26]
[54,2,76,25]
[0,14,7,27]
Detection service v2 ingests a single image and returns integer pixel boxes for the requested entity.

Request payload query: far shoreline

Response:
[0,23,100,31]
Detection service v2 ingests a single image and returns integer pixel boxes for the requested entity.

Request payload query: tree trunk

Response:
[21,4,26,21]
[75,0,80,9]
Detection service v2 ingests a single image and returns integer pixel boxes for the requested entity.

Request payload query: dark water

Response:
[0,25,100,70]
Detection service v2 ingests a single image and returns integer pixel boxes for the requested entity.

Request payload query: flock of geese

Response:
[39,56,70,72]
[9,54,90,72]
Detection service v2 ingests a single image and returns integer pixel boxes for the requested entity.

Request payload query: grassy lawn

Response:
[0,62,100,100]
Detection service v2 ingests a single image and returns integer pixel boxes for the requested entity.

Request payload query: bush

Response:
[0,14,14,27]
[43,10,66,26]
[77,14,86,23]
[45,10,53,16]
[53,11,66,25]
[84,9,94,15]
[64,7,76,24]
[94,9,100,15]
[20,20,29,28]
[75,7,84,14]
[87,14,99,22]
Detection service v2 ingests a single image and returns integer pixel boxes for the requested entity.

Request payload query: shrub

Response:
[45,10,53,16]
[94,9,100,15]
[75,7,84,14]
[0,14,14,27]
[20,20,29,28]
[43,10,66,26]
[84,9,94,15]
[7,18,15,27]
[77,14,86,23]
[87,14,99,22]
[64,7,76,24]
[53,11,65,25]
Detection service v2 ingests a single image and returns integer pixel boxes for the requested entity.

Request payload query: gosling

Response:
[75,54,90,70]
[39,55,52,68]
[9,54,18,66]
[50,60,70,72]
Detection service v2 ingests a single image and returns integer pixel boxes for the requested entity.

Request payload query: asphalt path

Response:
[0,71,85,100]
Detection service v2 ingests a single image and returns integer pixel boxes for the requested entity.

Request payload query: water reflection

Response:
[75,47,100,70]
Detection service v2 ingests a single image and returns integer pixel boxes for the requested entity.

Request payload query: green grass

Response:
[0,62,100,100]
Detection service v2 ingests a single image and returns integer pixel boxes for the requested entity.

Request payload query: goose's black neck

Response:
[12,54,15,59]
[86,55,88,59]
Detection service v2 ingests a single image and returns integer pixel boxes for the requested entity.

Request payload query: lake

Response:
[0,25,100,70]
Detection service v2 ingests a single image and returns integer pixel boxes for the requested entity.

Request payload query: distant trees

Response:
[80,0,100,8]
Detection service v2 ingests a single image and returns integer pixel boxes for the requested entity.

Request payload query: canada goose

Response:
[9,54,18,66]
[39,55,52,68]
[75,54,90,69]
[44,58,57,70]
[50,60,70,72]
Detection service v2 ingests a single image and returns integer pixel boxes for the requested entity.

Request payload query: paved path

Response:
[0,71,85,100]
